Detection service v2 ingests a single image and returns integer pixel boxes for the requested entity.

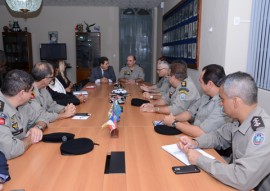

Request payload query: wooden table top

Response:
[4,83,236,191]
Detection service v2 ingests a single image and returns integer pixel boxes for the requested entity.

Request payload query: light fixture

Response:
[5,0,42,14]
[123,8,135,15]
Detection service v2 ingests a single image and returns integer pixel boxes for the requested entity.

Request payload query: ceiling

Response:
[0,0,167,9]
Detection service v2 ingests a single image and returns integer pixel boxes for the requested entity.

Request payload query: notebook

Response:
[162,143,215,165]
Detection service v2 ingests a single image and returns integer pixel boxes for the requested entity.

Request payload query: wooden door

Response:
[75,32,100,83]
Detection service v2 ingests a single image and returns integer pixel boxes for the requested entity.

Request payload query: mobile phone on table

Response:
[172,165,200,174]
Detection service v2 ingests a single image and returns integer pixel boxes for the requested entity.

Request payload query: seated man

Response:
[118,55,144,84]
[30,62,76,123]
[0,70,47,159]
[140,60,200,115]
[141,57,170,99]
[163,64,231,137]
[177,72,270,191]
[89,56,116,83]
[0,151,10,190]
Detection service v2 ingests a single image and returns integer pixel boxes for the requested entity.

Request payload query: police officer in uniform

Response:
[118,55,145,84]
[30,62,76,123]
[177,72,270,191]
[140,60,200,115]
[141,57,170,99]
[162,64,230,137]
[0,70,47,159]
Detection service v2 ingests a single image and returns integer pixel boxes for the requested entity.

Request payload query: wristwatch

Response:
[36,125,44,131]
[171,120,179,129]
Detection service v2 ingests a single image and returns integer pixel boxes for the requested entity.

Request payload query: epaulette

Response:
[0,100,4,112]
[251,116,265,131]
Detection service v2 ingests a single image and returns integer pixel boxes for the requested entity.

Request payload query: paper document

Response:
[72,114,91,120]
[162,144,215,165]
[73,90,88,95]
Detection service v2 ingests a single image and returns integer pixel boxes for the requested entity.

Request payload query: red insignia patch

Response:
[0,118,5,125]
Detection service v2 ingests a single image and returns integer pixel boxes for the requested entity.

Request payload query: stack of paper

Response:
[162,144,215,165]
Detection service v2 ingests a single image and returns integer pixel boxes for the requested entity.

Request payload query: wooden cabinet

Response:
[75,32,100,82]
[2,32,33,72]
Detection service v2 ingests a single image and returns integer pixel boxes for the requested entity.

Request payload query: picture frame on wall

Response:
[48,31,58,43]
[162,0,201,69]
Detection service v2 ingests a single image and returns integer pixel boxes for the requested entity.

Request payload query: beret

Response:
[131,98,150,106]
[42,132,75,143]
[154,125,181,135]
[60,138,94,155]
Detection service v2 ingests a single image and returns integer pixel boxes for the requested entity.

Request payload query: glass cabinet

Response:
[75,32,101,82]
[2,32,33,72]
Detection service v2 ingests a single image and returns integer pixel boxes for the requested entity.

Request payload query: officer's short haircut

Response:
[32,62,53,82]
[222,71,257,105]
[99,57,109,66]
[157,57,170,69]
[1,69,34,97]
[128,55,136,61]
[202,64,226,87]
[170,60,187,81]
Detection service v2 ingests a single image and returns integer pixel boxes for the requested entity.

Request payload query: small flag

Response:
[102,100,122,132]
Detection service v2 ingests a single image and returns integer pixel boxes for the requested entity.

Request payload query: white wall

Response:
[0,6,119,83]
[161,0,270,114]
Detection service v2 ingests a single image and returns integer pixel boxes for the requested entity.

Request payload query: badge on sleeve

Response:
[252,132,265,146]
[251,116,265,131]
[0,100,5,112]
[0,112,7,119]
[10,115,19,130]
[178,88,189,100]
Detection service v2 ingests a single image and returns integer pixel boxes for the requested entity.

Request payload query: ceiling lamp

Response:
[5,0,42,14]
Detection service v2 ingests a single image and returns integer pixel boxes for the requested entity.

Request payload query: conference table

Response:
[4,83,236,191]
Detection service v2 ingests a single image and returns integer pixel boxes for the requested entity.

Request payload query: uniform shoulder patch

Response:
[252,132,265,146]
[0,100,5,112]
[251,116,265,131]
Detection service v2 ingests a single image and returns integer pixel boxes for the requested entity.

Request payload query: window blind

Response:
[247,0,270,90]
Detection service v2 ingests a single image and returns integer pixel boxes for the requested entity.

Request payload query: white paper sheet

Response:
[162,143,215,165]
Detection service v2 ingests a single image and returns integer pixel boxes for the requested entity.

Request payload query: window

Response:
[247,0,270,90]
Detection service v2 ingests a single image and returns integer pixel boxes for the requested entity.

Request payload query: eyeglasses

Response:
[157,68,166,72]
[46,76,55,79]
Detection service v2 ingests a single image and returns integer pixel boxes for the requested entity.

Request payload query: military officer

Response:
[141,57,170,99]
[30,62,76,122]
[177,72,270,191]
[140,60,200,115]
[162,64,230,137]
[0,70,47,159]
[118,55,145,84]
